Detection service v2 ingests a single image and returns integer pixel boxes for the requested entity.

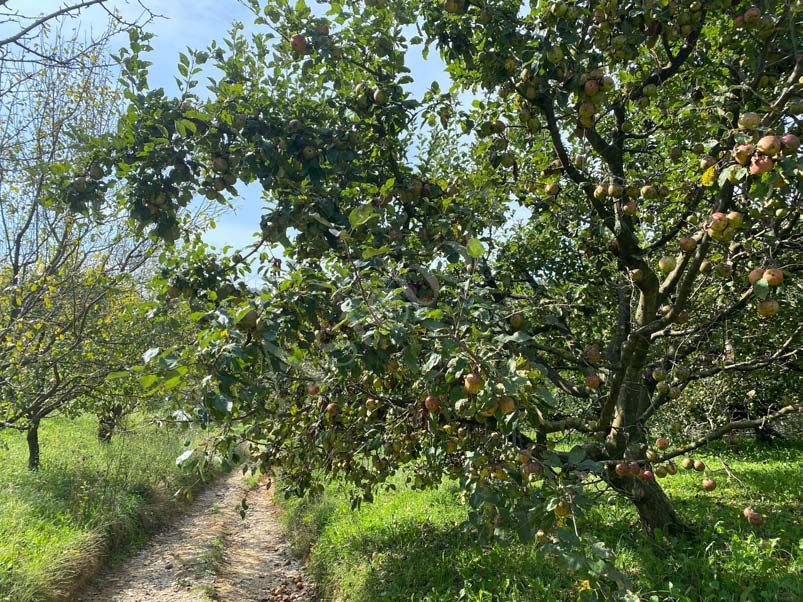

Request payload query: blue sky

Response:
[33,0,452,254]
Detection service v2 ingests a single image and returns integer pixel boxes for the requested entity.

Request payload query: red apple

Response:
[781,134,800,153]
[709,212,729,232]
[681,457,694,470]
[615,462,629,477]
[747,511,763,526]
[307,384,320,395]
[743,7,761,26]
[585,374,602,390]
[424,395,440,414]
[679,237,697,252]
[656,437,670,450]
[756,135,782,157]
[464,372,483,395]
[584,79,600,96]
[702,478,717,491]
[693,459,705,471]
[749,154,773,175]
[747,268,765,284]
[640,469,655,481]
[325,402,338,416]
[762,268,783,286]
[290,34,308,53]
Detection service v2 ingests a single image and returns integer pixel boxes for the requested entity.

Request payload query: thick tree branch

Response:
[657,404,802,463]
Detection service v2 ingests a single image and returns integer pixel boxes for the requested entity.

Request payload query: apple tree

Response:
[74,0,801,578]
[0,17,180,468]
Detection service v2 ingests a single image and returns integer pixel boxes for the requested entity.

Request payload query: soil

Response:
[78,471,313,602]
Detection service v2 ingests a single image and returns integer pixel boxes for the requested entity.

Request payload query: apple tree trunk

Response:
[605,333,686,534]
[622,475,685,535]
[27,418,40,471]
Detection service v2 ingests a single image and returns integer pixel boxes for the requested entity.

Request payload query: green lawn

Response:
[279,440,802,602]
[0,414,219,602]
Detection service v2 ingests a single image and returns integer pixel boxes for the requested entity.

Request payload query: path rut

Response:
[78,471,313,602]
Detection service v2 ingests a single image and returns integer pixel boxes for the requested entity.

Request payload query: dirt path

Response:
[79,471,313,602]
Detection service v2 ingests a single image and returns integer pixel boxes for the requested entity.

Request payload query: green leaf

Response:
[752,278,770,300]
[568,445,586,464]
[362,245,390,259]
[467,237,485,258]
[348,204,376,229]
[174,119,197,137]
[163,374,183,390]
[139,373,158,390]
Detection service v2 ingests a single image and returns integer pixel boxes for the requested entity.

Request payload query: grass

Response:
[279,439,802,601]
[0,414,222,602]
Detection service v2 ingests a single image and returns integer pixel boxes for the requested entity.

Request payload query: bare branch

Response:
[0,0,107,49]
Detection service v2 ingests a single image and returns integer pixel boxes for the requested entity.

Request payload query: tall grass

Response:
[0,414,220,602]
[279,439,802,601]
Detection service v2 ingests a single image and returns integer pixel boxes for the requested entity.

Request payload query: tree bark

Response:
[605,349,686,534]
[27,418,41,470]
[627,477,685,535]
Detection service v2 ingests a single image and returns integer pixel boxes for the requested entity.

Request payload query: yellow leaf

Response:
[701,166,717,187]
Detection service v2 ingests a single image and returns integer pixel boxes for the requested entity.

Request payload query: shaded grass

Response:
[0,414,221,602]
[279,439,802,601]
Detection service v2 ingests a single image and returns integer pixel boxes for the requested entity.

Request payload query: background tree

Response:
[0,20,168,469]
[78,0,801,584]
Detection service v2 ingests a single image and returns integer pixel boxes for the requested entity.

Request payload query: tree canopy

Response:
[62,0,802,588]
